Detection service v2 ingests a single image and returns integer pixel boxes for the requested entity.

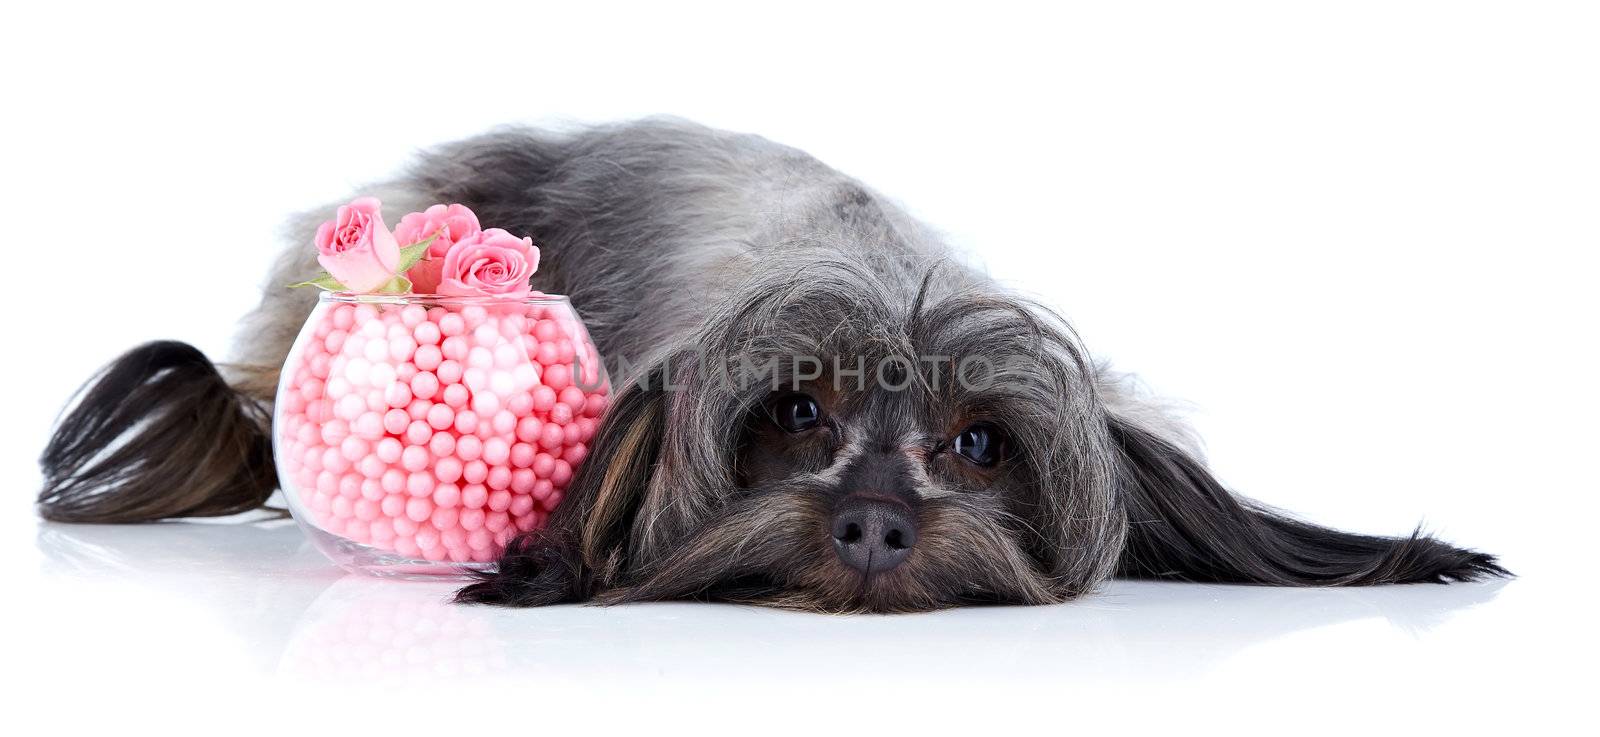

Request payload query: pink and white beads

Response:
[275,298,608,565]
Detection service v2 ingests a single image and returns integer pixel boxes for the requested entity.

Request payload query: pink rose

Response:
[313,197,401,292]
[436,228,540,298]
[393,204,482,293]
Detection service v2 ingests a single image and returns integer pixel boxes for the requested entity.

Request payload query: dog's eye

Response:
[772,393,822,433]
[952,423,1007,467]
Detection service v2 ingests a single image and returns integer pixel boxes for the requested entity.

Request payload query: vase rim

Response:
[316,291,571,306]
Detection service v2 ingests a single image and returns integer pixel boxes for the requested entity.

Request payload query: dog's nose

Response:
[830,496,917,574]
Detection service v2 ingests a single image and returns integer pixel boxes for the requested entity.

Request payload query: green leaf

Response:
[396,233,439,274]
[287,273,346,290]
[375,274,413,294]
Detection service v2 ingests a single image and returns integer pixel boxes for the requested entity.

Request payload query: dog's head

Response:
[464,250,1128,612]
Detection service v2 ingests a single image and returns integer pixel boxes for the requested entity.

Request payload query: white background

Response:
[1,1,1595,733]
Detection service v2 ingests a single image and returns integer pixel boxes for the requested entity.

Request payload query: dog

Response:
[37,119,1505,612]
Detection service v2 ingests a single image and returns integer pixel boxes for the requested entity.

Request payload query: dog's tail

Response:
[37,341,278,523]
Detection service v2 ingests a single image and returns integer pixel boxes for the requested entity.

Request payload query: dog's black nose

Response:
[830,496,917,574]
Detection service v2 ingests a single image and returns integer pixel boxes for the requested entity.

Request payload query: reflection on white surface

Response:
[33,519,1509,686]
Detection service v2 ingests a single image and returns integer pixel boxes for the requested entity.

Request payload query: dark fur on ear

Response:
[456,363,669,606]
[38,341,278,523]
[1110,415,1508,585]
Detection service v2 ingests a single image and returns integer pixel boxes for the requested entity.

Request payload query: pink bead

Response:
[532,479,554,502]
[354,498,379,521]
[414,526,440,552]
[533,320,559,341]
[462,305,488,327]
[319,418,349,446]
[510,469,537,495]
[429,431,456,458]
[333,394,364,421]
[370,520,395,544]
[439,313,465,337]
[426,403,455,431]
[492,410,517,436]
[381,469,406,495]
[441,383,469,408]
[510,442,536,468]
[400,304,427,327]
[337,473,362,498]
[583,395,607,418]
[516,416,543,444]
[406,497,434,523]
[551,460,572,487]
[456,434,483,461]
[441,336,469,361]
[357,455,387,479]
[331,305,355,330]
[322,449,351,475]
[530,386,557,412]
[433,483,461,508]
[323,328,347,352]
[396,362,418,382]
[563,423,583,445]
[434,456,463,483]
[413,344,442,371]
[380,381,410,410]
[389,335,418,362]
[461,484,488,509]
[558,386,586,410]
[467,528,492,550]
[563,443,587,465]
[483,437,510,466]
[405,420,433,446]
[436,359,464,385]
[376,437,403,463]
[544,363,571,391]
[453,409,480,435]
[413,321,441,345]
[462,461,488,485]
[538,422,564,450]
[407,471,435,497]
[431,507,459,531]
[339,436,369,461]
[531,453,556,479]
[549,403,574,426]
[535,341,560,365]
[393,516,420,537]
[410,371,439,400]
[353,411,385,440]
[393,535,421,558]
[407,398,432,420]
[380,495,406,518]
[514,514,538,533]
[382,409,411,436]
[487,466,512,491]
[507,391,534,415]
[485,511,511,533]
[460,507,486,531]
[361,478,385,500]
[473,391,501,416]
[401,445,431,472]
[487,489,512,512]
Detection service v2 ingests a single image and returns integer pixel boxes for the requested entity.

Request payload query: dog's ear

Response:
[1108,414,1507,585]
[456,363,668,606]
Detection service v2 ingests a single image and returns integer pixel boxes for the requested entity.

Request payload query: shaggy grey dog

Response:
[39,119,1504,612]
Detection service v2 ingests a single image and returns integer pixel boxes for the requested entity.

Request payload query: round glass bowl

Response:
[273,292,608,578]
